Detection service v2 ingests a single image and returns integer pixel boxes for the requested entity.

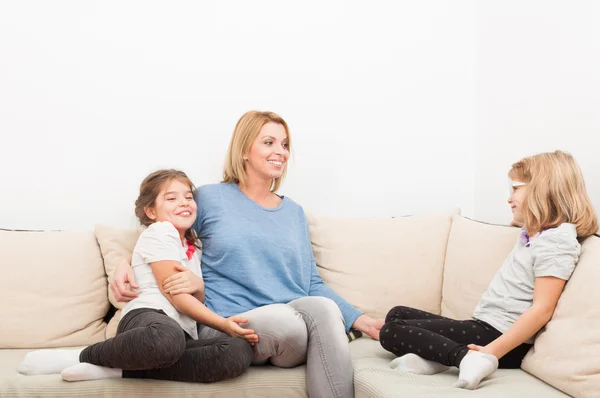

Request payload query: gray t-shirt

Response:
[472,223,580,343]
[122,221,202,339]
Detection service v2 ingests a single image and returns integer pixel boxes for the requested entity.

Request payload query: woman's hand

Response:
[163,264,205,295]
[110,258,139,302]
[221,315,259,345]
[352,314,385,340]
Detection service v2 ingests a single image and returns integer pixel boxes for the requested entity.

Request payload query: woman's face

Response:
[244,122,290,183]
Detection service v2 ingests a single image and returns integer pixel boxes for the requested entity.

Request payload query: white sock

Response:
[18,349,83,375]
[452,350,499,390]
[61,363,122,382]
[390,353,450,375]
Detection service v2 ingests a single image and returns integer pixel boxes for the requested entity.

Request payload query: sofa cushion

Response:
[441,216,521,319]
[307,211,455,319]
[522,235,600,398]
[0,348,306,397]
[0,230,107,348]
[1,341,566,397]
[94,225,141,311]
[351,339,567,398]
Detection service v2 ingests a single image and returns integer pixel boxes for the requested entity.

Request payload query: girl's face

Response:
[145,179,197,239]
[508,180,527,226]
[244,122,289,184]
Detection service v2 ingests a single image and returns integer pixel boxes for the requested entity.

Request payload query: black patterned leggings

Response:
[379,306,531,368]
[80,308,253,382]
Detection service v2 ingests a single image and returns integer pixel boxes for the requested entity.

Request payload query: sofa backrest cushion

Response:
[94,224,141,311]
[0,230,107,348]
[307,212,455,319]
[441,215,521,319]
[522,235,600,398]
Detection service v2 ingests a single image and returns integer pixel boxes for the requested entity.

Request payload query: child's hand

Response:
[467,344,494,356]
[222,316,259,345]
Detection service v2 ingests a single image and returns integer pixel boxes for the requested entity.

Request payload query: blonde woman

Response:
[380,150,598,390]
[112,111,384,398]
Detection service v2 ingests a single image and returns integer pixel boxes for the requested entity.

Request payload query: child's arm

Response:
[162,263,205,303]
[471,276,566,358]
[150,259,258,343]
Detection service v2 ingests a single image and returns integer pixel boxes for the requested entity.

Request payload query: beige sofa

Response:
[1,212,599,397]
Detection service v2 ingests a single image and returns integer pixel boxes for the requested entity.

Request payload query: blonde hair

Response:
[509,150,598,238]
[222,111,291,192]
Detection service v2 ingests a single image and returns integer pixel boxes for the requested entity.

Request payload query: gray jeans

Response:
[198,296,353,398]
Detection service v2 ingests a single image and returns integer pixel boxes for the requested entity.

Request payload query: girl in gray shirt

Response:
[380,150,598,390]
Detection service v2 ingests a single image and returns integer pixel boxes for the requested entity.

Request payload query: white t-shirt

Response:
[122,221,202,339]
[472,223,580,343]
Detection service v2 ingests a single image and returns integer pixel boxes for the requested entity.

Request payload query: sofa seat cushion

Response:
[1,340,566,397]
[0,349,306,397]
[0,230,108,349]
[350,339,568,398]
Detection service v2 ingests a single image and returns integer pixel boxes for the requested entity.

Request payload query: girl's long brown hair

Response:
[134,169,200,248]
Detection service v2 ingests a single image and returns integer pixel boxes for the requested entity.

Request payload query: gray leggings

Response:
[198,296,353,398]
[80,308,253,383]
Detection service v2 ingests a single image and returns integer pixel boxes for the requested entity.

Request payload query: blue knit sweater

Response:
[193,183,362,331]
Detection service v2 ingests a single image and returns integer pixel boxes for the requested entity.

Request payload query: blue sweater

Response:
[193,183,362,331]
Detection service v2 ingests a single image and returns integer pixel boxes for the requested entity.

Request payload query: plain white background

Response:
[0,1,598,230]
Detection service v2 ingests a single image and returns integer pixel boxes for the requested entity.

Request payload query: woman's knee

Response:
[245,304,307,342]
[289,296,343,325]
[242,304,308,366]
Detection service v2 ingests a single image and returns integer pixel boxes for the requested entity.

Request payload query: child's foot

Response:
[18,349,83,375]
[452,350,498,390]
[390,353,450,375]
[61,363,122,382]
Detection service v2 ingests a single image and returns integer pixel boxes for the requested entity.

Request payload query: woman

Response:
[112,111,384,398]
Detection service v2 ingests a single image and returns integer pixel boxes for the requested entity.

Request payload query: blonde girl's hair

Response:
[134,169,200,247]
[509,150,598,238]
[222,111,290,192]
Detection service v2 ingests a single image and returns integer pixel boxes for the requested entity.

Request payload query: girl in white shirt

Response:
[19,169,256,383]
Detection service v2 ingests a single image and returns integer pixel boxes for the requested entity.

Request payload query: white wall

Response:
[474,1,600,224]
[1,1,597,231]
[0,0,476,230]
